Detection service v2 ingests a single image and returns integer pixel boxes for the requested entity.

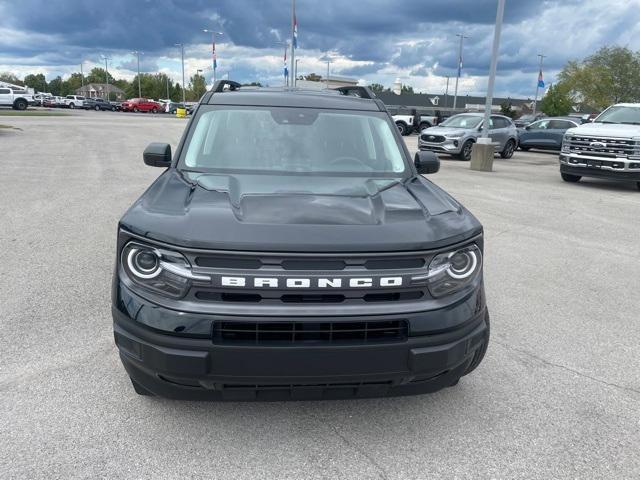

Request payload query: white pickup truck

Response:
[559,103,640,191]
[62,95,86,109]
[392,113,439,136]
[0,86,34,110]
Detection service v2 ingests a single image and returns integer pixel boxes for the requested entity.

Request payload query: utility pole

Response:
[80,62,84,89]
[290,0,296,90]
[203,29,223,83]
[100,55,111,101]
[295,59,299,87]
[175,43,186,104]
[131,51,143,98]
[444,76,450,109]
[452,33,469,111]
[532,53,546,115]
[166,75,170,101]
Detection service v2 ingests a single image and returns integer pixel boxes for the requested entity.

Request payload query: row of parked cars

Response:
[38,94,196,114]
[418,105,640,191]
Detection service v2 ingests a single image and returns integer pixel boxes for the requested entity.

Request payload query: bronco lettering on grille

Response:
[220,276,403,288]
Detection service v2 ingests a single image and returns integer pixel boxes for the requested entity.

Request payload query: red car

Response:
[121,98,162,113]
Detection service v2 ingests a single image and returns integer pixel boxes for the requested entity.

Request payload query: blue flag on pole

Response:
[284,49,288,78]
[538,69,545,88]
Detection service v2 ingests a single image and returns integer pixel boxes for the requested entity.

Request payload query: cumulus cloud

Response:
[1,0,640,96]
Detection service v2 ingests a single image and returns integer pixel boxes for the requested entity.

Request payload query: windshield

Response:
[180,107,407,176]
[594,106,640,125]
[439,114,482,129]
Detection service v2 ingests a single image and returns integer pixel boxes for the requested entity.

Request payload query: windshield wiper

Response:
[593,121,617,124]
[619,121,640,125]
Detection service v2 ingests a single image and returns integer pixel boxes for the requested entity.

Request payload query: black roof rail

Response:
[334,86,377,99]
[211,80,242,93]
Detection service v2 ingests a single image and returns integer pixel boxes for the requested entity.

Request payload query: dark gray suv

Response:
[419,113,518,160]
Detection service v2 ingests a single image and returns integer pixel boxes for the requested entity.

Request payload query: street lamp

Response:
[295,59,299,87]
[203,29,223,82]
[452,33,469,111]
[320,54,334,89]
[174,43,186,105]
[100,55,111,101]
[131,51,143,98]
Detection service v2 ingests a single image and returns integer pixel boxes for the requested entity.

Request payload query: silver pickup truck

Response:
[559,103,640,191]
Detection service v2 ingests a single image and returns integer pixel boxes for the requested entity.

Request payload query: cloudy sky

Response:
[1,0,640,98]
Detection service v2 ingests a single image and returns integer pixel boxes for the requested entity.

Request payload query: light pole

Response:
[203,29,223,82]
[131,51,143,98]
[290,0,296,90]
[452,33,469,111]
[444,76,450,108]
[295,59,299,87]
[175,43,186,105]
[532,53,546,115]
[470,0,506,172]
[80,61,85,89]
[100,55,111,101]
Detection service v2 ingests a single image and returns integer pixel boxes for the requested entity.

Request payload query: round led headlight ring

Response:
[127,248,161,279]
[447,249,478,280]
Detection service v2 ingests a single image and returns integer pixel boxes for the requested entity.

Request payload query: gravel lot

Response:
[2,110,640,479]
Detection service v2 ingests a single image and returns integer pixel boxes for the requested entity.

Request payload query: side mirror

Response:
[143,143,172,167]
[414,151,440,175]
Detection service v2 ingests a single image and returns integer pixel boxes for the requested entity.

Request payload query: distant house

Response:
[75,83,125,100]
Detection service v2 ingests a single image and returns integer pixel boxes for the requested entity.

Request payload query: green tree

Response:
[369,83,386,93]
[242,82,262,87]
[48,76,63,95]
[539,83,574,116]
[558,46,640,109]
[500,101,516,118]
[86,67,115,85]
[23,73,47,92]
[401,84,414,94]
[62,73,85,96]
[0,72,23,85]
[187,73,207,101]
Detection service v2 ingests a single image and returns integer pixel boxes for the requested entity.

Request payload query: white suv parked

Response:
[63,95,86,109]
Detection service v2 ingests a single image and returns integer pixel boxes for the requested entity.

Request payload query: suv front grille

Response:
[567,135,637,159]
[212,320,409,345]
[421,134,446,143]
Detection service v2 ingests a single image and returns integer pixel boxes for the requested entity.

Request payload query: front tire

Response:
[133,107,139,113]
[396,122,407,136]
[458,140,474,161]
[500,139,516,159]
[561,172,581,183]
[69,103,75,109]
[419,122,431,133]
[13,99,27,111]
[152,107,158,114]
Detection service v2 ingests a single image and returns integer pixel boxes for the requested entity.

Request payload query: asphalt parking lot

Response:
[2,110,640,479]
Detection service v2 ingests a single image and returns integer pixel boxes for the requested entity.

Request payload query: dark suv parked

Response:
[112,81,490,400]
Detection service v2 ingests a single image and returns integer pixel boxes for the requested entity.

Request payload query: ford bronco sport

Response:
[112,80,490,400]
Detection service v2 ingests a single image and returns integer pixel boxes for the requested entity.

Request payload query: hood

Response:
[120,170,482,252]
[567,122,640,138]
[422,126,470,137]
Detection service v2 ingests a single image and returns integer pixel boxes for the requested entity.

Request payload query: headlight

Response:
[121,241,209,299]
[445,131,465,138]
[425,244,482,297]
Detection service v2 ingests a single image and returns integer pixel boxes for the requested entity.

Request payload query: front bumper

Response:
[560,154,640,181]
[113,284,489,400]
[419,138,462,155]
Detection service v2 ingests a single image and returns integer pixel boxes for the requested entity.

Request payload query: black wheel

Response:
[13,99,27,111]
[519,145,530,151]
[94,105,100,111]
[419,122,431,132]
[463,310,490,376]
[111,106,116,112]
[133,107,139,113]
[396,122,407,136]
[561,172,581,183]
[152,107,158,114]
[458,140,474,161]
[500,139,516,159]
[130,378,153,396]
[69,103,75,109]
